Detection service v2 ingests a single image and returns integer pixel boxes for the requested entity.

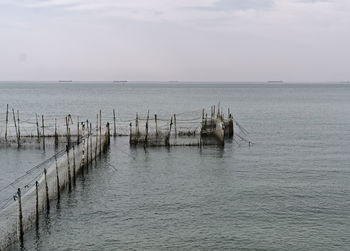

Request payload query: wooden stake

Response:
[35,181,39,228]
[86,121,89,166]
[65,116,69,145]
[174,114,177,137]
[17,188,24,244]
[44,168,50,211]
[54,118,58,146]
[5,104,8,142]
[12,109,19,147]
[136,113,139,136]
[113,109,116,137]
[99,110,102,154]
[129,122,132,143]
[81,123,85,170]
[66,145,71,191]
[72,146,76,185]
[77,117,80,144]
[154,114,158,136]
[36,114,40,141]
[145,110,149,143]
[90,122,92,162]
[17,110,20,141]
[42,115,45,150]
[95,116,98,162]
[55,157,60,201]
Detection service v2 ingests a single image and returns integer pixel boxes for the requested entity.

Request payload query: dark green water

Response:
[1,82,350,250]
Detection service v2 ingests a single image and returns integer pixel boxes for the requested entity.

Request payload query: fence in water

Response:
[0,119,111,250]
[0,104,251,148]
[0,104,252,249]
[129,106,239,147]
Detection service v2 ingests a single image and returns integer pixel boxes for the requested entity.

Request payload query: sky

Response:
[0,0,349,82]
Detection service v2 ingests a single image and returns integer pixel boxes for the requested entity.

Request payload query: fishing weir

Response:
[130,106,235,147]
[0,104,251,250]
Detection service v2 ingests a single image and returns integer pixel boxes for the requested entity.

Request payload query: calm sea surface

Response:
[1,82,350,250]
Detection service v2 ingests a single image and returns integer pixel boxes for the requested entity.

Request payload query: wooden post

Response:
[154,114,158,136]
[17,110,20,141]
[95,116,98,162]
[36,114,40,141]
[169,116,173,141]
[174,114,177,137]
[55,157,60,200]
[66,145,71,191]
[44,168,50,211]
[5,104,8,142]
[77,116,80,144]
[42,115,45,150]
[17,188,24,244]
[129,122,132,143]
[86,121,89,166]
[12,109,19,147]
[90,122,93,161]
[136,113,139,136]
[113,109,116,137]
[99,110,102,154]
[72,145,76,185]
[104,122,110,151]
[54,118,58,146]
[35,181,39,228]
[81,123,85,170]
[65,116,68,145]
[145,110,149,143]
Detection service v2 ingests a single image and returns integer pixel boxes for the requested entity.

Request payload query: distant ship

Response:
[268,80,284,83]
[59,80,73,83]
[113,80,128,83]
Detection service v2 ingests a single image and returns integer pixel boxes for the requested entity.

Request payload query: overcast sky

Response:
[0,0,349,82]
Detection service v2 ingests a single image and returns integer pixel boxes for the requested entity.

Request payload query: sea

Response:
[0,82,349,250]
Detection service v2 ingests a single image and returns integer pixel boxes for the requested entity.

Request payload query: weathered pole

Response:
[81,123,85,171]
[35,181,39,228]
[86,121,89,166]
[145,110,149,143]
[42,115,45,150]
[66,145,71,191]
[99,110,102,154]
[154,114,158,136]
[95,116,98,162]
[65,116,69,146]
[12,109,19,147]
[90,122,93,161]
[17,188,24,244]
[5,104,8,142]
[44,168,50,211]
[113,109,116,137]
[174,114,177,137]
[36,114,40,141]
[54,118,58,146]
[55,157,60,201]
[17,110,20,142]
[129,122,132,143]
[72,145,76,185]
[136,113,139,136]
[77,116,80,144]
